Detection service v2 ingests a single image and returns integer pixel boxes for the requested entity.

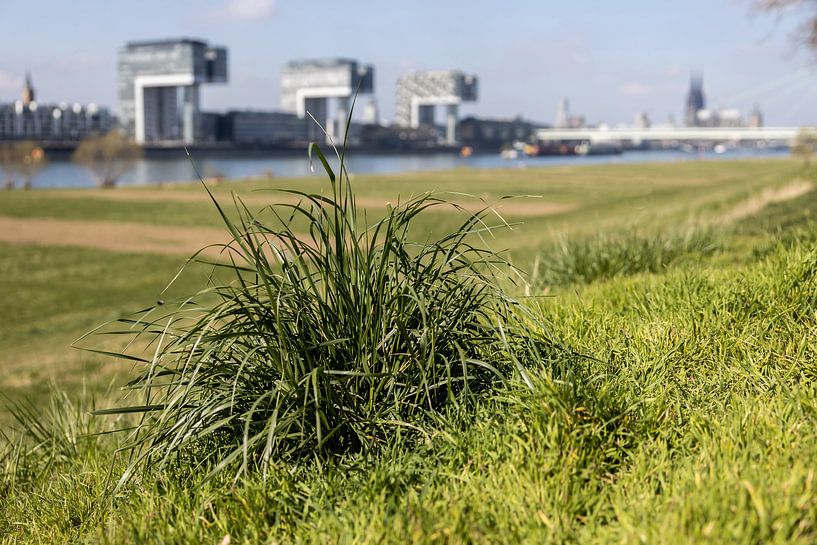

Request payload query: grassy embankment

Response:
[2,158,817,543]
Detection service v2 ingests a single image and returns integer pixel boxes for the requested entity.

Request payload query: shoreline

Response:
[4,150,794,190]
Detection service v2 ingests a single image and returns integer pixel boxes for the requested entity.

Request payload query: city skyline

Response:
[1,0,817,125]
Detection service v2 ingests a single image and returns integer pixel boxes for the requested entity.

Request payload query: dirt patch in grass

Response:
[720,180,814,223]
[50,188,575,217]
[0,216,232,257]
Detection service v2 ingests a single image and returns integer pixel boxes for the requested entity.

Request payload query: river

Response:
[4,147,791,189]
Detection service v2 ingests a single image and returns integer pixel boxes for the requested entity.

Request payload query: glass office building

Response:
[117,38,227,144]
[280,58,373,142]
[395,70,478,144]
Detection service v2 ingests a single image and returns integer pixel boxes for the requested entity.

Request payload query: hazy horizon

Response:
[1,0,816,126]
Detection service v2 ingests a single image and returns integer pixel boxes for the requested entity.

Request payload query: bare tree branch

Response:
[752,0,817,50]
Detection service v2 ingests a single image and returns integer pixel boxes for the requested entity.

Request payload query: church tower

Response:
[684,73,705,127]
[21,71,35,107]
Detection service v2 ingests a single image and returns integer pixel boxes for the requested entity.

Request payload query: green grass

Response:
[736,186,817,238]
[0,194,224,227]
[88,146,547,484]
[531,227,721,287]
[0,159,803,248]
[2,158,817,543]
[0,243,209,420]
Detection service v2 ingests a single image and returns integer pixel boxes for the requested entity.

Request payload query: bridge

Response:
[534,126,805,143]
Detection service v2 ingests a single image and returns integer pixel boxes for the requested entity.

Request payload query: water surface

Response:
[4,148,791,189]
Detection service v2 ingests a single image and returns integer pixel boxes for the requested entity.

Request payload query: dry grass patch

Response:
[0,216,231,257]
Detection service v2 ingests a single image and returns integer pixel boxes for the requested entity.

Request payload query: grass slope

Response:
[2,159,816,543]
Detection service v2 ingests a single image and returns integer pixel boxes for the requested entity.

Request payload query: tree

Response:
[73,131,142,188]
[752,1,817,50]
[0,143,19,190]
[0,141,46,190]
[792,128,817,165]
[15,141,47,190]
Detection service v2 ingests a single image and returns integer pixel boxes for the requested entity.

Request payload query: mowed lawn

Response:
[3,157,817,543]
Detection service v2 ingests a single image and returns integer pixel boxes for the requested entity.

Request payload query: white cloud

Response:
[618,82,652,96]
[0,70,22,93]
[208,0,276,21]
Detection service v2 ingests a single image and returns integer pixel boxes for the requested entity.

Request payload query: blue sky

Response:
[1,0,816,125]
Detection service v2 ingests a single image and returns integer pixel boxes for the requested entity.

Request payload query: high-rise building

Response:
[395,70,478,145]
[685,73,705,127]
[554,97,586,129]
[280,58,374,143]
[117,38,228,144]
[748,104,764,128]
[634,111,651,128]
[555,97,569,128]
[362,98,379,125]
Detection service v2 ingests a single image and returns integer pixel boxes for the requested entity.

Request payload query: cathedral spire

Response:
[685,71,705,127]
[21,71,35,107]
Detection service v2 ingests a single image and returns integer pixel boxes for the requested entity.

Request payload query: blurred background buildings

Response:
[0,36,773,155]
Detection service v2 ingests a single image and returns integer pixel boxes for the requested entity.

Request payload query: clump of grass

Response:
[86,143,549,483]
[1,385,102,494]
[533,228,719,287]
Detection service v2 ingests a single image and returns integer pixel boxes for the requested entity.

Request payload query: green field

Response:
[3,158,817,543]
